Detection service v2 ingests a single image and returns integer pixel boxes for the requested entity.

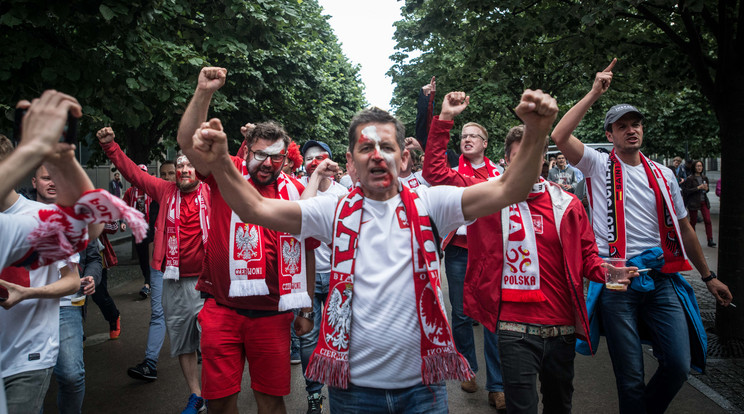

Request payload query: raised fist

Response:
[96,127,115,144]
[198,67,227,93]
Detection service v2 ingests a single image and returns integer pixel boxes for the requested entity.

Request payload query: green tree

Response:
[0,0,365,165]
[392,0,743,339]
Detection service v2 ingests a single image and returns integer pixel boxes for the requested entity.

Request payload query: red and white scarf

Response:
[163,183,210,280]
[28,189,147,268]
[306,185,473,389]
[458,155,500,178]
[228,166,310,311]
[127,187,151,220]
[604,150,691,273]
[501,179,550,302]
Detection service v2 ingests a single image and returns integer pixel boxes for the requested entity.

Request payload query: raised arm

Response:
[1,91,84,205]
[422,92,482,187]
[415,76,436,149]
[189,118,303,234]
[461,89,558,220]
[551,58,616,166]
[177,67,227,177]
[96,127,168,198]
[301,159,339,200]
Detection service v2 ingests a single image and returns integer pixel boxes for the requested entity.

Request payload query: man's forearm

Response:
[28,265,80,299]
[680,218,710,276]
[44,157,95,207]
[177,89,215,151]
[0,145,46,200]
[552,90,602,145]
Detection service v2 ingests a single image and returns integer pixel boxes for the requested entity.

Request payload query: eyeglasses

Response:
[461,133,485,141]
[250,149,287,162]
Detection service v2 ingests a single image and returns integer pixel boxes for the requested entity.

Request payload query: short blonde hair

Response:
[462,122,488,142]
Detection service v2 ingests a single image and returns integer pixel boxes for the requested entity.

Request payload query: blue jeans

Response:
[600,273,691,414]
[443,245,476,372]
[144,268,166,364]
[498,329,576,414]
[444,245,503,391]
[329,382,447,414]
[299,272,330,395]
[54,306,85,414]
[4,367,53,414]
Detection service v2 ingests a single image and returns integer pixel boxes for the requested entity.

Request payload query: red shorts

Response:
[198,298,292,399]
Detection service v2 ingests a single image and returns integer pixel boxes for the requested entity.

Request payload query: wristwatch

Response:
[702,271,717,283]
[298,310,315,320]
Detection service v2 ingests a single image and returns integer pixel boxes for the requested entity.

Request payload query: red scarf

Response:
[306,185,473,389]
[501,179,549,302]
[27,189,147,268]
[228,167,310,311]
[606,150,691,273]
[127,187,151,221]
[458,155,500,178]
[163,183,210,280]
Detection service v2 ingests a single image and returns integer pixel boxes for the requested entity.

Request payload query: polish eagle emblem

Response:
[282,239,301,274]
[325,285,353,350]
[235,225,260,260]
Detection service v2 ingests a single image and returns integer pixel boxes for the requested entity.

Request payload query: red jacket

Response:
[102,141,211,273]
[464,184,605,348]
[423,117,605,348]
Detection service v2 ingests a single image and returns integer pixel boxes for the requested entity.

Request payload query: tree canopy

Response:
[389,0,724,160]
[0,0,366,164]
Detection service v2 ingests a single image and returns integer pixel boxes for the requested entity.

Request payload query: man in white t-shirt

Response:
[295,140,349,413]
[183,89,558,413]
[551,59,732,413]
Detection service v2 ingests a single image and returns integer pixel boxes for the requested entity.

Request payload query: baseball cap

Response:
[604,104,644,131]
[137,164,148,172]
[301,140,332,159]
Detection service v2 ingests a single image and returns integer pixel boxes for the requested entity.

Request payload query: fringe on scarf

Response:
[228,279,269,297]
[118,205,148,243]
[163,266,180,281]
[278,292,312,311]
[421,352,474,384]
[28,220,82,268]
[305,353,350,389]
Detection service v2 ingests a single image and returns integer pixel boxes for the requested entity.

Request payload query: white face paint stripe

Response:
[176,155,189,167]
[262,140,285,155]
[360,125,396,166]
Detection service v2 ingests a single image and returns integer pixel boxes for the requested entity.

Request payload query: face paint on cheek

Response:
[176,170,182,181]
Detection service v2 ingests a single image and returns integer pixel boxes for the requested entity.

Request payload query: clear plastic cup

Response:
[70,278,89,306]
[604,257,626,291]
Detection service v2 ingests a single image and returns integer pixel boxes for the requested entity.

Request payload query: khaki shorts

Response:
[162,277,204,357]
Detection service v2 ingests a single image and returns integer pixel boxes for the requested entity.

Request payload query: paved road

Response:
[43,215,733,413]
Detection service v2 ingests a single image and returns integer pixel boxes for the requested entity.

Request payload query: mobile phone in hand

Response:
[13,108,78,146]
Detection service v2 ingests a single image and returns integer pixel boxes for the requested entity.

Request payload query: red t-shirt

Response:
[195,156,315,310]
[472,165,490,182]
[499,191,574,326]
[175,190,205,278]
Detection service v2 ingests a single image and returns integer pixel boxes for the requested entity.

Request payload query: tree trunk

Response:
[714,91,744,340]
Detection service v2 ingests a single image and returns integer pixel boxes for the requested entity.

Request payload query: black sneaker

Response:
[708,239,717,247]
[140,285,150,299]
[307,392,323,414]
[127,360,157,381]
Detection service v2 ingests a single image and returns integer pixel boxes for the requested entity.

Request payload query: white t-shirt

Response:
[298,185,468,388]
[0,213,36,270]
[0,196,69,378]
[576,147,687,258]
[314,181,349,274]
[339,175,354,191]
[399,171,430,190]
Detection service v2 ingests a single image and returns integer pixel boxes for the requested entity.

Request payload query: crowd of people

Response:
[0,60,733,414]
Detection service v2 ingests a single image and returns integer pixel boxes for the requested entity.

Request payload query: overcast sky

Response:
[317,0,405,111]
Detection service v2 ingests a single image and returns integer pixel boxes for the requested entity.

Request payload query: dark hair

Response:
[347,107,405,153]
[246,121,290,151]
[0,135,13,162]
[504,125,549,161]
[504,125,524,160]
[691,159,706,176]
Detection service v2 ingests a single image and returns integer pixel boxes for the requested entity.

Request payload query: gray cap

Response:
[604,104,644,131]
